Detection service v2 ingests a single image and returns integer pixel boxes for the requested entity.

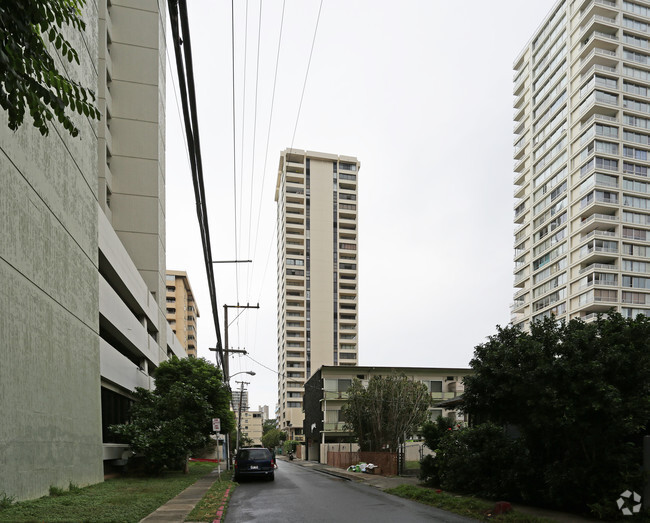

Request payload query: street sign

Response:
[212,418,221,432]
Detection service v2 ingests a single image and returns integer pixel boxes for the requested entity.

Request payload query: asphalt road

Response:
[226,460,476,522]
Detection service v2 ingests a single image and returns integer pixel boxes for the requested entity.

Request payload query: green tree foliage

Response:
[262,418,277,436]
[111,357,234,473]
[341,373,432,452]
[0,0,101,137]
[460,313,650,516]
[425,423,526,499]
[261,428,285,449]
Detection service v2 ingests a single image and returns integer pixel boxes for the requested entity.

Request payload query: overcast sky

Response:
[164,0,559,412]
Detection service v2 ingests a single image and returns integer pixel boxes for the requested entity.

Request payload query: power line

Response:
[252,0,286,268]
[238,0,249,273]
[231,0,241,309]
[245,0,263,303]
[290,0,324,150]
[167,0,225,373]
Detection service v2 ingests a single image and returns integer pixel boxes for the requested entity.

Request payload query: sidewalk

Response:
[139,467,223,523]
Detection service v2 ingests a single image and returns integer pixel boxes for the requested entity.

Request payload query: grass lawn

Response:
[0,462,215,523]
[385,485,553,522]
[185,470,236,522]
[405,460,420,470]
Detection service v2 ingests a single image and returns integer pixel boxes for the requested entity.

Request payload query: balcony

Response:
[323,422,348,432]
[579,245,618,264]
[578,0,618,23]
[510,299,528,312]
[324,390,349,400]
[576,48,619,79]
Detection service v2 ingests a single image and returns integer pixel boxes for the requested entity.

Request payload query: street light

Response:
[230,371,256,379]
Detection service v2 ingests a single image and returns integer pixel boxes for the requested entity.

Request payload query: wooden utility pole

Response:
[222,303,259,380]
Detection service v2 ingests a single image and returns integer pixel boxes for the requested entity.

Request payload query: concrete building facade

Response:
[165,270,199,357]
[302,366,471,463]
[512,0,650,327]
[235,410,264,446]
[0,0,184,501]
[275,149,360,441]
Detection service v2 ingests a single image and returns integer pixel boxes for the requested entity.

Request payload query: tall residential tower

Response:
[512,0,650,328]
[275,149,360,441]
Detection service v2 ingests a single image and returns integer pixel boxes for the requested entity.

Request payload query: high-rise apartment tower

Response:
[512,0,650,328]
[166,270,200,356]
[275,149,360,441]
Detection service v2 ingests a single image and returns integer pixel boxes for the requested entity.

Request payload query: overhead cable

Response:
[167,0,225,374]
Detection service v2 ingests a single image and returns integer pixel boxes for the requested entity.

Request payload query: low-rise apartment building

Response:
[235,410,264,446]
[303,366,472,462]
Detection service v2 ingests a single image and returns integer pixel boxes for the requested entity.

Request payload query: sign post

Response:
[212,418,222,474]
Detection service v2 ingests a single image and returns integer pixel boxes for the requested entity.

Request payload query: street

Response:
[226,461,476,522]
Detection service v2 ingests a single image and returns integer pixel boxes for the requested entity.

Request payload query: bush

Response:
[426,423,529,500]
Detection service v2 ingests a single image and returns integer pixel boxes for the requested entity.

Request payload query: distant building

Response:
[165,270,200,357]
[258,405,270,421]
[303,366,472,462]
[235,410,264,446]
[232,389,249,411]
[275,149,360,442]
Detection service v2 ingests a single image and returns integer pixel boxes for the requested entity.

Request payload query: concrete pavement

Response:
[139,467,223,523]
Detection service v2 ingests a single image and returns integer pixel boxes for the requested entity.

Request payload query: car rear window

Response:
[239,449,271,460]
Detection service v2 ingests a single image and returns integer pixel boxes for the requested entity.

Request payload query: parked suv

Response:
[233,447,275,481]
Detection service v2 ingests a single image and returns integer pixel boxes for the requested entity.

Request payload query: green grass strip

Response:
[0,462,215,523]
[185,470,236,522]
[385,485,553,522]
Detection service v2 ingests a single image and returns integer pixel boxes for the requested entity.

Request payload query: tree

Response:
[262,418,277,436]
[111,357,234,473]
[462,313,650,514]
[341,373,432,452]
[0,0,101,137]
[261,428,285,449]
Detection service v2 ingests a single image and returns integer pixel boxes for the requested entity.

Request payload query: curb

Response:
[212,486,231,523]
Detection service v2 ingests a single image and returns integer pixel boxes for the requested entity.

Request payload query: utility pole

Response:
[222,303,259,380]
[235,380,250,452]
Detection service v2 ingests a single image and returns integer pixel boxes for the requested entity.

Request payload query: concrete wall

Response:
[0,1,104,500]
[309,158,335,374]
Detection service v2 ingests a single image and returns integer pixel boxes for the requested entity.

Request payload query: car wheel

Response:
[269,472,275,481]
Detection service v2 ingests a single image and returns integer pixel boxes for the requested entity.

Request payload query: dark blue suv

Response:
[233,447,275,481]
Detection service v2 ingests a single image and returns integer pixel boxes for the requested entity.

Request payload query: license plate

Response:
[249,465,259,470]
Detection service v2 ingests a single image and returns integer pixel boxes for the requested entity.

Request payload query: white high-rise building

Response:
[512,0,650,328]
[275,149,360,441]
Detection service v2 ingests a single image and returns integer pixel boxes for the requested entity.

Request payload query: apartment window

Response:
[339,162,357,171]
[623,275,650,289]
[166,274,176,282]
[287,402,301,408]
[166,286,175,292]
[623,161,649,177]
[622,291,649,304]
[623,16,649,32]
[339,353,356,359]
[428,381,442,393]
